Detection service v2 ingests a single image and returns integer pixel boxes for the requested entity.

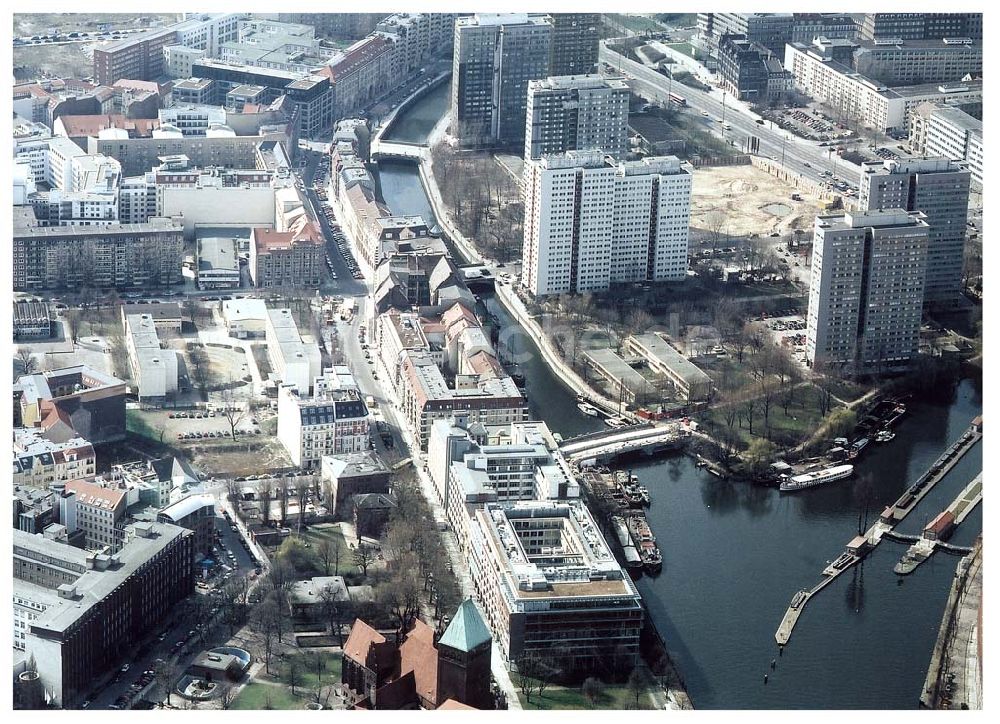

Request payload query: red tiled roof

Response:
[398,619,438,707]
[64,479,126,512]
[325,35,393,82]
[56,114,160,138]
[344,620,390,669]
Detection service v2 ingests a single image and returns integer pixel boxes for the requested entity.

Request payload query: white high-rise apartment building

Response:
[524,74,630,161]
[859,158,971,306]
[806,209,929,375]
[522,151,692,297]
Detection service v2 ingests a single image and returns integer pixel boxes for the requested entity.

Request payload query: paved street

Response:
[600,43,864,186]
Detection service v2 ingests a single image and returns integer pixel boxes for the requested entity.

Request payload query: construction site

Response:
[689,162,829,242]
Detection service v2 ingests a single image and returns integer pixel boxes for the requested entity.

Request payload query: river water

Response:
[373,82,985,710]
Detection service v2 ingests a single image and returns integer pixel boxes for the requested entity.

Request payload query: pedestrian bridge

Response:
[559,423,689,465]
[370,138,428,161]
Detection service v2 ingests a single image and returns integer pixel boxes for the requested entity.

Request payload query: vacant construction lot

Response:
[690,164,827,241]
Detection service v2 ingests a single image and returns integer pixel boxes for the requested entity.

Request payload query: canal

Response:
[371,83,984,710]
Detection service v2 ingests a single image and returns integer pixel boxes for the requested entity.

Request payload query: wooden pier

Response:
[774,419,982,646]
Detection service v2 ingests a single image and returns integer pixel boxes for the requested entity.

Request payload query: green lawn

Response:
[278,651,343,691]
[126,409,165,445]
[666,42,700,60]
[231,682,304,710]
[300,526,352,576]
[519,681,655,710]
[701,383,839,449]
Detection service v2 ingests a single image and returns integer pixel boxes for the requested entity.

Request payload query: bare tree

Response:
[352,543,376,577]
[218,379,249,441]
[287,657,302,695]
[63,308,83,344]
[218,682,237,710]
[317,537,338,576]
[582,676,605,706]
[514,653,541,704]
[278,476,290,525]
[16,348,36,376]
[627,667,648,709]
[319,584,348,646]
[376,574,421,643]
[153,658,180,706]
[251,597,281,673]
[259,478,273,526]
[295,476,311,530]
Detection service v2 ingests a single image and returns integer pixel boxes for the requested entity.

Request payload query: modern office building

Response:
[859,158,971,306]
[92,28,179,86]
[852,38,982,87]
[13,206,183,291]
[157,494,217,555]
[524,74,630,161]
[191,59,334,137]
[549,13,600,76]
[429,417,581,553]
[699,13,858,55]
[13,522,194,706]
[805,209,929,374]
[717,34,791,104]
[13,301,52,339]
[909,105,982,188]
[522,151,693,296]
[451,14,554,148]
[468,500,643,673]
[860,13,982,41]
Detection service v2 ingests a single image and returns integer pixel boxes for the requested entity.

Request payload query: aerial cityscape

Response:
[10,9,983,712]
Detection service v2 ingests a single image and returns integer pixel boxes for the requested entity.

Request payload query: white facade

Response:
[265,308,321,395]
[123,313,179,399]
[918,105,983,187]
[158,105,228,136]
[164,45,208,79]
[173,12,246,57]
[806,210,929,374]
[221,298,268,337]
[522,151,692,296]
[276,379,369,470]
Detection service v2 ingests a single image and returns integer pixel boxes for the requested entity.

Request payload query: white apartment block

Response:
[522,151,692,296]
[265,308,322,396]
[806,209,929,375]
[524,74,631,161]
[123,313,179,400]
[911,104,983,188]
[61,479,128,553]
[173,12,247,57]
[784,40,983,132]
[276,371,370,470]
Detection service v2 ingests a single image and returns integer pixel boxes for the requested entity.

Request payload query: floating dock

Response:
[774,419,982,646]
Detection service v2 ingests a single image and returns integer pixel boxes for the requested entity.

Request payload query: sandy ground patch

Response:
[690,164,828,240]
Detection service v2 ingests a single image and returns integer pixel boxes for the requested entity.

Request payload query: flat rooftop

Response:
[13,522,190,635]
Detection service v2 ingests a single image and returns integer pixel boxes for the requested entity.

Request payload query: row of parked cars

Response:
[108,668,156,709]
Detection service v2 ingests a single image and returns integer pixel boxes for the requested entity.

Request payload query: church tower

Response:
[435,598,493,709]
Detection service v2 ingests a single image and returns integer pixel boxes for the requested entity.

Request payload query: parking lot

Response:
[318,201,364,281]
[758,311,810,367]
[762,105,856,143]
[167,409,264,443]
